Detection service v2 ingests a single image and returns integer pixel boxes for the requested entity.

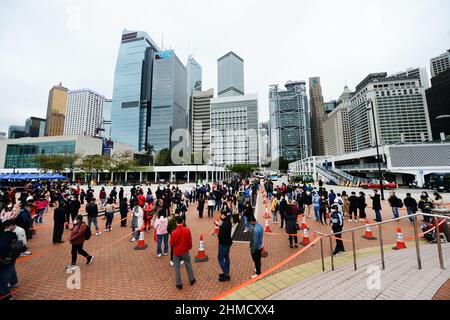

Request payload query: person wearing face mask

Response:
[303,190,313,219]
[330,204,345,255]
[66,215,93,270]
[218,210,232,282]
[243,201,254,233]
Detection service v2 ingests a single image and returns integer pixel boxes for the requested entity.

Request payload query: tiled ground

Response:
[10,188,432,300]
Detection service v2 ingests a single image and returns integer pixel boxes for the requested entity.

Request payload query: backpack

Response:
[397,198,404,208]
[84,223,92,240]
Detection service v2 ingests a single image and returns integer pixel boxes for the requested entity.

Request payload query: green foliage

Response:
[225,163,258,178]
[105,151,137,173]
[34,154,80,173]
[154,149,173,166]
[79,155,107,174]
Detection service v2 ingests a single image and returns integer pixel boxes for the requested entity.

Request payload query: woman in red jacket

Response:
[143,199,155,232]
[66,215,94,270]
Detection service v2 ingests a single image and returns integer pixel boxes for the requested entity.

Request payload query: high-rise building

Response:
[392,67,430,89]
[348,73,432,151]
[148,50,188,151]
[0,132,6,140]
[210,94,259,166]
[190,89,214,160]
[324,100,337,114]
[25,117,46,138]
[218,52,244,97]
[187,55,202,93]
[101,99,112,140]
[269,81,311,161]
[64,89,105,137]
[309,77,326,156]
[425,69,450,141]
[111,30,160,151]
[8,125,26,139]
[45,83,69,136]
[430,50,450,78]
[323,86,352,156]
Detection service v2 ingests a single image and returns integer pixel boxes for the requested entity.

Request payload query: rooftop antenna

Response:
[161,34,164,50]
[193,40,196,58]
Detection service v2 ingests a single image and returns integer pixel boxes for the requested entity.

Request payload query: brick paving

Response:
[10,187,444,300]
[432,279,450,300]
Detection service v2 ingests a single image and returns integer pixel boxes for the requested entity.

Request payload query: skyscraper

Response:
[425,69,450,141]
[217,52,244,97]
[111,30,160,151]
[392,67,430,89]
[323,86,352,156]
[25,117,46,138]
[8,125,26,139]
[309,77,325,156]
[45,83,68,136]
[186,55,202,93]
[348,73,432,151]
[190,89,214,160]
[64,89,105,137]
[269,81,311,161]
[430,50,450,78]
[147,50,188,151]
[101,99,112,140]
[210,94,259,166]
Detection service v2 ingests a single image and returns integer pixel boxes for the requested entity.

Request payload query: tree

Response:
[226,163,258,178]
[79,155,108,184]
[34,154,80,173]
[105,151,137,173]
[144,143,155,166]
[154,149,173,166]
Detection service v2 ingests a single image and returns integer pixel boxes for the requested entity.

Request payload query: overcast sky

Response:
[1,0,449,133]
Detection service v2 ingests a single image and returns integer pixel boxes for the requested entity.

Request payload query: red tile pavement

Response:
[10,190,421,300]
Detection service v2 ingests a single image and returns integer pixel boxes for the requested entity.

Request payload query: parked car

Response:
[360,180,398,190]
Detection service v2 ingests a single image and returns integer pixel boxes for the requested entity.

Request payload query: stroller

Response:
[421,222,435,242]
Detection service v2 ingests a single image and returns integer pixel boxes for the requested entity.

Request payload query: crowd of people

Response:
[1,176,448,300]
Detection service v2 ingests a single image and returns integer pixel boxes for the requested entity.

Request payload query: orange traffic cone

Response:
[300,215,308,230]
[301,228,311,246]
[261,246,268,257]
[393,227,407,250]
[134,229,148,250]
[195,235,209,262]
[212,218,220,236]
[264,216,272,233]
[362,219,377,240]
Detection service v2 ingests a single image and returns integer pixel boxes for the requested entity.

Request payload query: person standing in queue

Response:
[170,215,196,290]
[249,216,264,279]
[53,201,66,243]
[86,197,101,236]
[370,190,382,222]
[119,197,129,227]
[218,210,232,282]
[348,192,358,223]
[330,204,345,255]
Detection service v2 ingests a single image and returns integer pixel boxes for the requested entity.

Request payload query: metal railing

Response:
[315,212,450,272]
[335,163,388,171]
[315,165,340,185]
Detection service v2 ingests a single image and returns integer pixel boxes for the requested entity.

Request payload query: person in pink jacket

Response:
[36,196,49,224]
[154,212,169,257]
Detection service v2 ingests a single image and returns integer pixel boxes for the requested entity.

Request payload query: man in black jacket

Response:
[53,202,66,243]
[279,195,288,229]
[404,193,418,223]
[0,224,19,301]
[348,192,358,222]
[86,198,101,236]
[370,190,382,222]
[218,211,232,282]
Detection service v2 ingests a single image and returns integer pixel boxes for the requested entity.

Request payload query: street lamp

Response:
[366,99,385,201]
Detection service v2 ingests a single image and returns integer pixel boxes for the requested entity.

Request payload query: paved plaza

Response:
[9,183,450,300]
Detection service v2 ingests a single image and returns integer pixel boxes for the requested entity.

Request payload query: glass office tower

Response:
[269,81,311,161]
[148,50,188,151]
[111,30,160,151]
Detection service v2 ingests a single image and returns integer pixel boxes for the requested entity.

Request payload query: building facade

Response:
[0,136,133,169]
[24,117,46,138]
[111,30,160,151]
[190,89,214,160]
[101,99,112,140]
[217,52,245,97]
[425,69,450,141]
[148,50,188,151]
[7,125,26,139]
[323,86,352,156]
[0,132,6,140]
[392,67,430,89]
[210,94,259,166]
[324,100,337,114]
[430,50,450,78]
[269,81,311,161]
[64,89,106,137]
[309,77,326,156]
[349,73,432,152]
[45,83,69,136]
